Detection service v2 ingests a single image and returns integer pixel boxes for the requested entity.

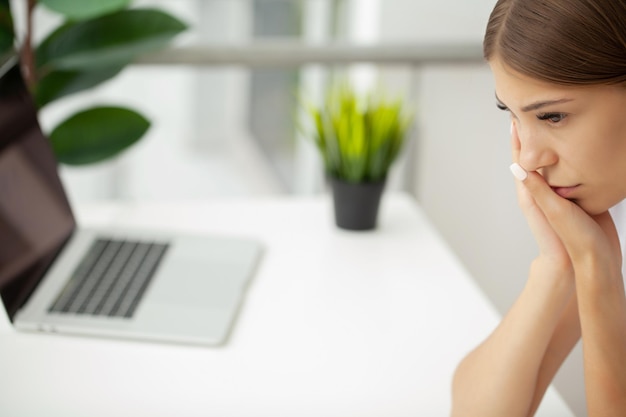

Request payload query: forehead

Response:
[488,57,626,112]
[489,57,581,105]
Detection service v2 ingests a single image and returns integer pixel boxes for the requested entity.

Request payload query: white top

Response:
[0,194,574,416]
[609,199,626,281]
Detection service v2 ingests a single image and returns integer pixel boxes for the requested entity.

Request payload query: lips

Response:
[550,185,580,199]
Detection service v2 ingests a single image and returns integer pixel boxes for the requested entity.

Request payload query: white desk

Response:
[0,194,574,416]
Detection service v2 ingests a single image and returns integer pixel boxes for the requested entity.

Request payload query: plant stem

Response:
[20,0,36,91]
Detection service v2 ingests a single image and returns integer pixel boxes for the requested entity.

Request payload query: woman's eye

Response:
[537,113,567,123]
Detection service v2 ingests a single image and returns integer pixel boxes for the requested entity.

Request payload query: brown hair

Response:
[483,0,626,85]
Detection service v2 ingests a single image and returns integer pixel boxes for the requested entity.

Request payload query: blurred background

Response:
[12,0,584,415]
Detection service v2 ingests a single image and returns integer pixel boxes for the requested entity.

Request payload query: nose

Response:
[516,124,557,172]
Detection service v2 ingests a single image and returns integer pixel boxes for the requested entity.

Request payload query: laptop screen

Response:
[0,56,76,319]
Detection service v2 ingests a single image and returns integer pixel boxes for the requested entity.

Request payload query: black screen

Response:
[0,57,76,319]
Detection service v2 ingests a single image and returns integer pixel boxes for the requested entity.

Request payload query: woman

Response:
[451,1,626,416]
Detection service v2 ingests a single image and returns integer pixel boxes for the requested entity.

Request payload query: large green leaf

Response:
[36,8,187,71]
[0,0,14,55]
[50,106,150,165]
[39,0,131,21]
[35,65,126,107]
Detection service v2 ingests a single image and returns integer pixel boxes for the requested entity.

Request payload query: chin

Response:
[575,198,616,216]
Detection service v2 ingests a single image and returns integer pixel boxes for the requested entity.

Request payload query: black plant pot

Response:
[330,177,386,231]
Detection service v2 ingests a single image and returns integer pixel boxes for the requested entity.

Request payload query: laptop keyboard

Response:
[49,238,170,318]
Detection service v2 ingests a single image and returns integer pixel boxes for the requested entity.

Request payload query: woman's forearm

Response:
[526,292,581,417]
[575,264,626,415]
[451,259,575,417]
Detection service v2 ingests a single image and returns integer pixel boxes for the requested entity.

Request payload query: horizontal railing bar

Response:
[135,42,485,67]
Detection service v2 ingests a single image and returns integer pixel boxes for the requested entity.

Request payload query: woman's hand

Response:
[509,156,622,282]
[510,123,574,276]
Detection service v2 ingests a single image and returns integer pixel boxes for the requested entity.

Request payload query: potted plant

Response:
[0,0,187,165]
[303,81,414,231]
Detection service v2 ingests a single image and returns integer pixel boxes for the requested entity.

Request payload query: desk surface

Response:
[0,194,573,416]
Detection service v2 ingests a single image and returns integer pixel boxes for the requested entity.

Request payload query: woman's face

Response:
[490,57,626,215]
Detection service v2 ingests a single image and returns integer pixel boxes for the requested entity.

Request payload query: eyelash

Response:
[537,112,567,124]
[496,104,567,125]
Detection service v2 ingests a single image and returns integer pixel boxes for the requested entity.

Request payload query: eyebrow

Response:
[495,93,574,112]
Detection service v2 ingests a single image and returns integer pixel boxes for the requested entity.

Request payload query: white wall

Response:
[378,1,585,415]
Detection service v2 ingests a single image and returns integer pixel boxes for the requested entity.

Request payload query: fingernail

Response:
[510,163,528,181]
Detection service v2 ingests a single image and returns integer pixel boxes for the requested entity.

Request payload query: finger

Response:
[511,121,520,162]
[510,163,600,260]
[510,122,532,205]
[510,133,536,214]
[510,164,574,226]
[509,163,571,220]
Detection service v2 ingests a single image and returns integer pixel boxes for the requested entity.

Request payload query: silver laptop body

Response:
[0,55,261,346]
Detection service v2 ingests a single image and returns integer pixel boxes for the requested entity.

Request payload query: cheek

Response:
[578,141,626,209]
[602,110,626,151]
[598,134,626,174]
[571,122,626,178]
[577,147,624,182]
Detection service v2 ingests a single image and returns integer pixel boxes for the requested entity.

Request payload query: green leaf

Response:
[36,8,187,71]
[0,0,14,55]
[39,0,131,21]
[35,64,126,107]
[50,106,150,165]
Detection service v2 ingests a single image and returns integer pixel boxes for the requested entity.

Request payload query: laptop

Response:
[0,54,262,346]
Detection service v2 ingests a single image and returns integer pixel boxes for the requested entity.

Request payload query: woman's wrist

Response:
[529,256,576,299]
[532,255,574,278]
[573,255,624,298]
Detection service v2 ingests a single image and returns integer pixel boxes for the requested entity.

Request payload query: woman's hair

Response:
[483,0,626,85]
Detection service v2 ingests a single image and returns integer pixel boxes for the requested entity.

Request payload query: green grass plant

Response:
[304,81,414,183]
